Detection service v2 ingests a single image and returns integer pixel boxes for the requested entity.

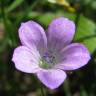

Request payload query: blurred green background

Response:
[0,0,96,96]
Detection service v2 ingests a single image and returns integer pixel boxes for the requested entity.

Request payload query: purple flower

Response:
[12,17,90,89]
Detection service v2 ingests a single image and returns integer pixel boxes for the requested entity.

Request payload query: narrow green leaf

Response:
[7,0,24,12]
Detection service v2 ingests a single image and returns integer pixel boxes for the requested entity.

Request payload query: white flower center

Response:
[39,52,57,69]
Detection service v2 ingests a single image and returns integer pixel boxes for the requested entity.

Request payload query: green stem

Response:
[40,84,45,96]
[0,0,16,47]
[63,79,71,96]
[0,0,8,33]
[37,79,46,96]
[15,0,40,25]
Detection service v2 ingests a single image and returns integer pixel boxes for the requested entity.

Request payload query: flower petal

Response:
[54,43,91,70]
[12,46,41,73]
[19,21,47,55]
[47,17,75,52]
[37,69,67,89]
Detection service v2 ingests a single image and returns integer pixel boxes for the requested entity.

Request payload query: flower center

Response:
[39,52,56,69]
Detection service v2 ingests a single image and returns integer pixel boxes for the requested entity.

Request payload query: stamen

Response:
[39,52,56,69]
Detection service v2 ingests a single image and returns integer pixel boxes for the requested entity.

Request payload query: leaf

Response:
[83,0,91,5]
[7,0,24,12]
[91,1,96,10]
[74,15,96,53]
[83,37,96,53]
[36,12,76,27]
[37,13,56,27]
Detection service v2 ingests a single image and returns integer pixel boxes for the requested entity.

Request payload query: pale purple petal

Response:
[12,46,41,73]
[47,17,75,52]
[37,69,67,89]
[54,43,91,70]
[19,21,47,55]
